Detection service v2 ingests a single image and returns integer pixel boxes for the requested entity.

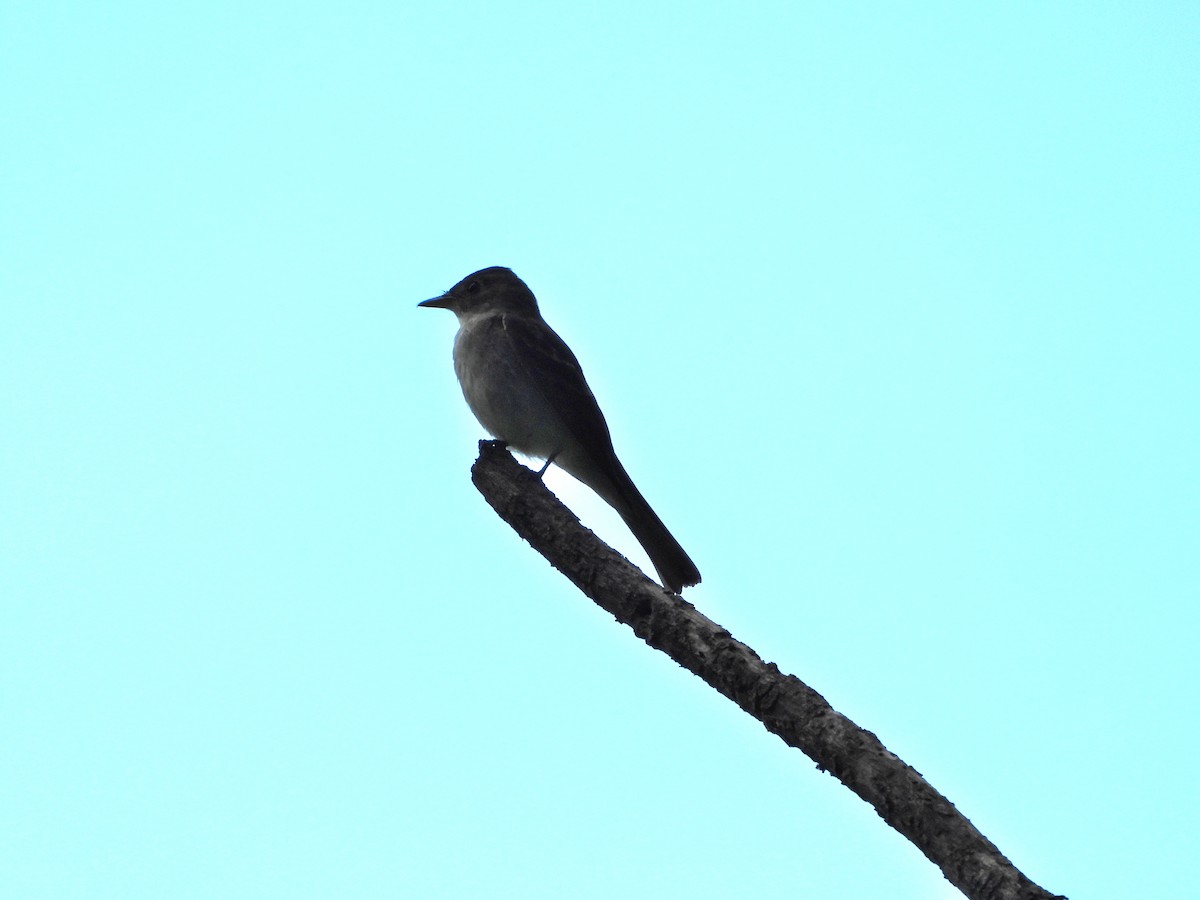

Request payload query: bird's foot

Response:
[536,451,560,479]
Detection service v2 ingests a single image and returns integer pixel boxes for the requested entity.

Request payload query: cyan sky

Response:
[3,3,1197,898]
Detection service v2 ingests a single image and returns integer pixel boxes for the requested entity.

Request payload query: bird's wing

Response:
[499,313,618,465]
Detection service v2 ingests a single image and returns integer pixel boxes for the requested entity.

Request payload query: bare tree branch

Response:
[470,441,1065,900]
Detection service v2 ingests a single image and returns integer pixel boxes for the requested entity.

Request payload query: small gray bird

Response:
[419,266,701,593]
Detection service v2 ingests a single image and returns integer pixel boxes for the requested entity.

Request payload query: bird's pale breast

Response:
[452,314,571,461]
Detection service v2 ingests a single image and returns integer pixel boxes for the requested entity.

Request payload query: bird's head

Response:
[419,266,540,319]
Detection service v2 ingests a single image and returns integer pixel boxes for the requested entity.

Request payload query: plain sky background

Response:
[3,3,1197,898]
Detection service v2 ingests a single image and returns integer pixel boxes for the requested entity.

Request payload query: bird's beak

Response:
[418,292,453,309]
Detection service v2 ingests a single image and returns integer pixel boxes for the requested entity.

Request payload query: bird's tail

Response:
[606,462,701,593]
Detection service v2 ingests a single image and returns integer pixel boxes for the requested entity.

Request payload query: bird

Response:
[419,266,701,593]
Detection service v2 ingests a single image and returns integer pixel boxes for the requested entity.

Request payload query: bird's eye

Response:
[466,281,481,293]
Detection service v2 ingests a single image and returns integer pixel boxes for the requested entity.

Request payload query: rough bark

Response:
[469,440,1065,900]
